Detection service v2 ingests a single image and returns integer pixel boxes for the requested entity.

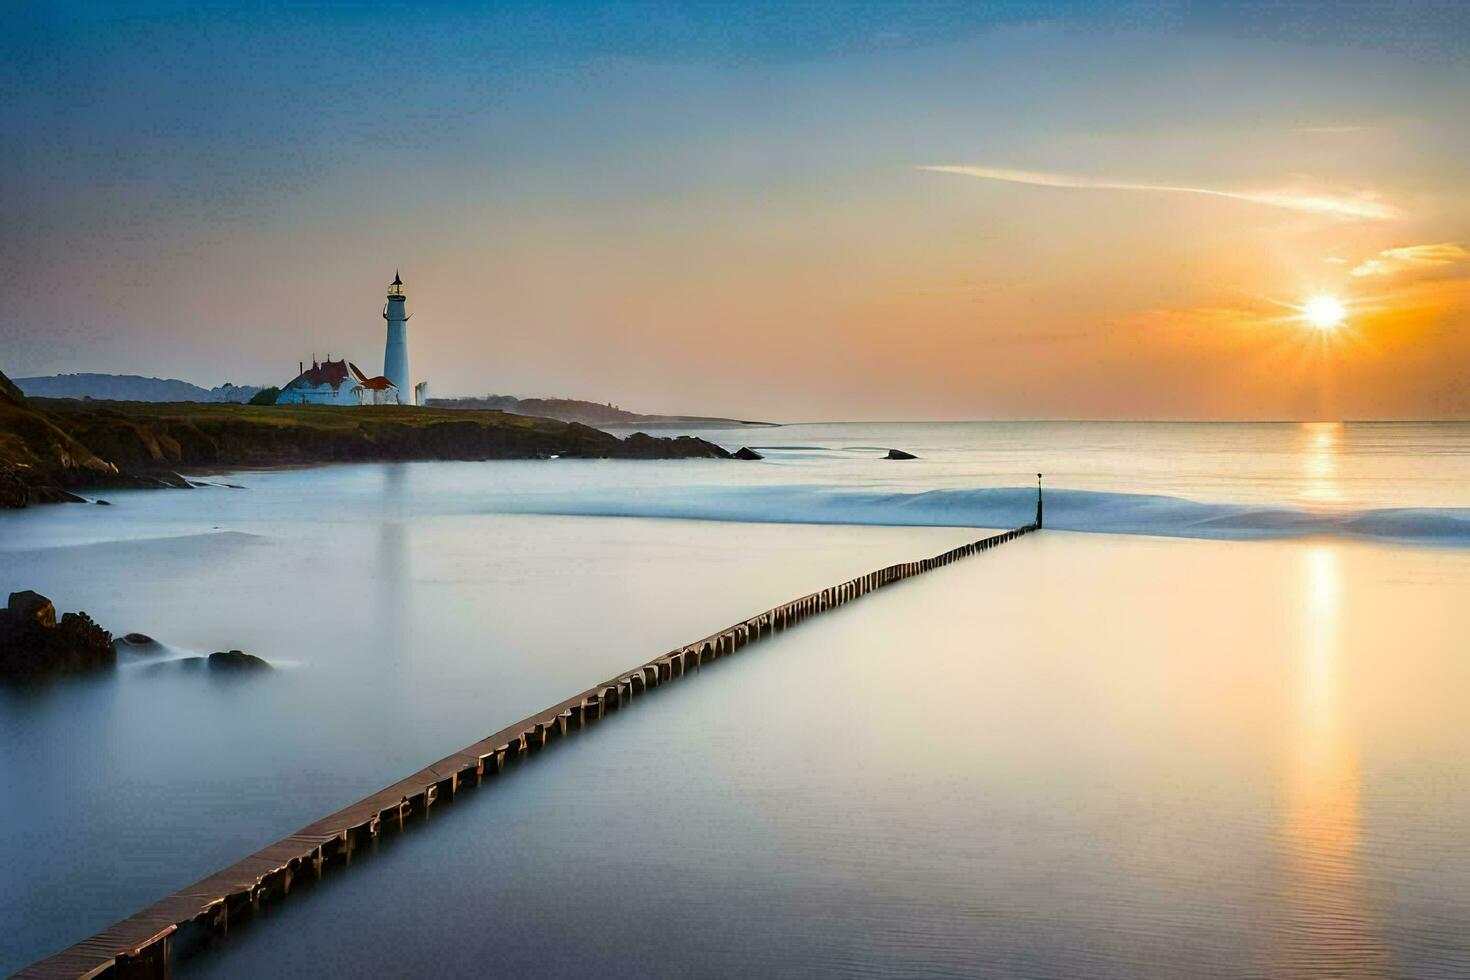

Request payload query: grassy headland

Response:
[0,370,730,507]
[428,394,772,428]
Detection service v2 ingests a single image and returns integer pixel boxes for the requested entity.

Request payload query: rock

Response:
[155,471,193,489]
[27,486,88,504]
[208,649,270,671]
[95,499,112,505]
[0,368,27,406]
[614,431,731,459]
[732,447,765,460]
[0,465,28,509]
[120,632,156,645]
[0,591,114,679]
[9,590,56,628]
[884,449,918,460]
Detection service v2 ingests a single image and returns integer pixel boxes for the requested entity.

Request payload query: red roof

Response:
[289,358,353,391]
[286,358,395,393]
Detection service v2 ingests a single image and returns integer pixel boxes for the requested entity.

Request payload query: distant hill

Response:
[14,373,264,404]
[428,394,771,428]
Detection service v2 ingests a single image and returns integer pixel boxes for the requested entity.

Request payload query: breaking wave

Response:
[489,485,1470,546]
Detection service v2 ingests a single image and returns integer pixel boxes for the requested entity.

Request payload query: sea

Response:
[1,420,1467,978]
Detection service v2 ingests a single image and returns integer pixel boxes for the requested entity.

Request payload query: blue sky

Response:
[4,2,1468,418]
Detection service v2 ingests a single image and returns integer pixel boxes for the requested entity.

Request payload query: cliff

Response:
[0,369,730,507]
[0,371,126,506]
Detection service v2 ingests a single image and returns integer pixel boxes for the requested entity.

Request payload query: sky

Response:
[3,1,1468,421]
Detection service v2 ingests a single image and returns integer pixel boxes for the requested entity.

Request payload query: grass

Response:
[44,400,565,431]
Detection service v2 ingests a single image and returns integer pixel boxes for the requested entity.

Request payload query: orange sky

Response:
[4,4,1468,419]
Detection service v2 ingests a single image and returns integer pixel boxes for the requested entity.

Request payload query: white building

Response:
[275,271,425,407]
[275,358,399,406]
[383,271,411,402]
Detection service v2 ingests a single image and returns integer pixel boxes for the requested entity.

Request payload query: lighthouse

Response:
[382,270,412,405]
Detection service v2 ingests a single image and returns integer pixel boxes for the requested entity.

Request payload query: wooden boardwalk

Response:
[18,523,1038,979]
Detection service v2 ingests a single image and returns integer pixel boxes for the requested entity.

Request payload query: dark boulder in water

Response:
[119,632,156,646]
[0,591,115,679]
[208,649,270,671]
[732,447,765,460]
[8,590,54,627]
[884,449,918,460]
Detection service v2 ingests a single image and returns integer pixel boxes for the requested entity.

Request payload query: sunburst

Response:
[1299,295,1348,331]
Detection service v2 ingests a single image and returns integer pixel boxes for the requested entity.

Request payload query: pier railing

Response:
[20,521,1039,979]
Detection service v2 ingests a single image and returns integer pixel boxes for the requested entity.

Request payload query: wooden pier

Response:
[19,522,1039,979]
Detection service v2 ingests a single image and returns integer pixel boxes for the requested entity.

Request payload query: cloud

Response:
[1350,242,1469,278]
[919,164,1401,221]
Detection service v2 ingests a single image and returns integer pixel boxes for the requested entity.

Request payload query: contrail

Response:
[920,164,1400,221]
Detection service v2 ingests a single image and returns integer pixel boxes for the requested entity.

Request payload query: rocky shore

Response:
[1,367,730,508]
[0,589,277,680]
[0,591,114,679]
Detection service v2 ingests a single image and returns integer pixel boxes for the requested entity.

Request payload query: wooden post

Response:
[114,925,176,979]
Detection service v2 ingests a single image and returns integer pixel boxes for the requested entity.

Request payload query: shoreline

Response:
[0,388,735,509]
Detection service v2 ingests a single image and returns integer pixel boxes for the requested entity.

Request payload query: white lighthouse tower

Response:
[382,270,412,405]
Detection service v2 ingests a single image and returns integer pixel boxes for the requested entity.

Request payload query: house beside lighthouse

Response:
[275,271,426,406]
[274,357,399,405]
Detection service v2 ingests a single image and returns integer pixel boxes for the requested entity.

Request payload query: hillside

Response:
[0,372,125,506]
[0,370,731,508]
[15,373,264,403]
[429,394,771,427]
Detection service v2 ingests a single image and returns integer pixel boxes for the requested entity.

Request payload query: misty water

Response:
[2,421,1468,977]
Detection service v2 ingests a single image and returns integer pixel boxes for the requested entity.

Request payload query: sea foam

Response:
[486,485,1470,546]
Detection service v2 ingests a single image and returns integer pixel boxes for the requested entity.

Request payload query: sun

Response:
[1300,295,1347,330]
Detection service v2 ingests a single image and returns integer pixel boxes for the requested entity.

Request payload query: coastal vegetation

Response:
[0,368,730,507]
[429,393,771,427]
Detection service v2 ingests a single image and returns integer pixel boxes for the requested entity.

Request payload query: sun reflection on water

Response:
[1299,422,1344,506]
[1276,545,1389,977]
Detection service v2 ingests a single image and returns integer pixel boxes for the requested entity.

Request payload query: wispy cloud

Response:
[1294,125,1367,134]
[919,164,1401,221]
[1350,242,1469,277]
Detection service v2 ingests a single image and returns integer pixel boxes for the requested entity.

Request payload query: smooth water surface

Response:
[178,532,1470,979]
[0,472,974,972]
[1,420,1467,975]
